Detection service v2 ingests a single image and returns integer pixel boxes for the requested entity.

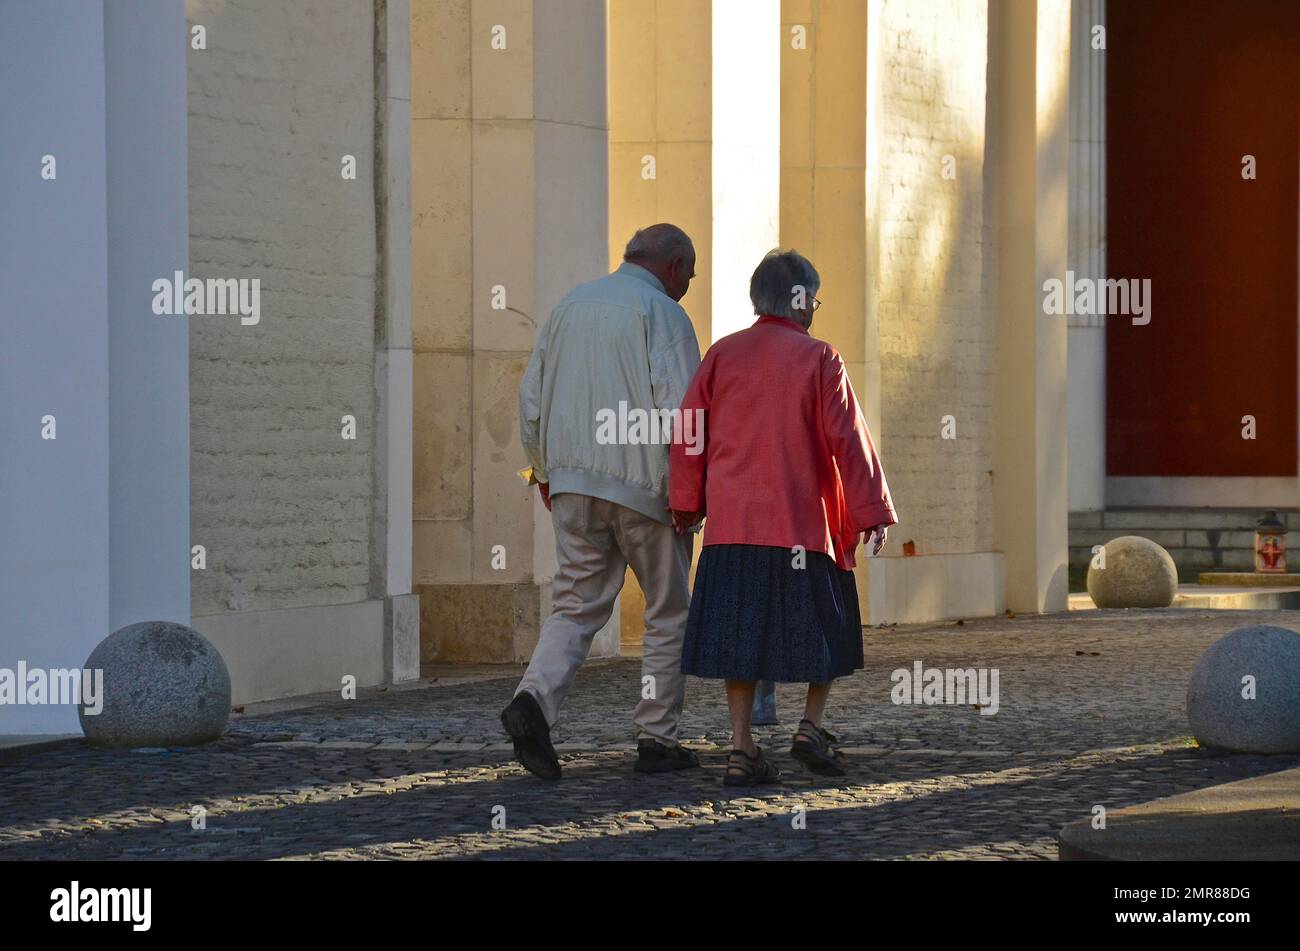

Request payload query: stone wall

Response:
[0,0,189,733]
[1069,509,1300,576]
[187,0,378,616]
[873,0,996,558]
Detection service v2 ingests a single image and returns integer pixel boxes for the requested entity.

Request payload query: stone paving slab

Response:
[2,609,1299,859]
[0,734,82,764]
[1059,765,1300,860]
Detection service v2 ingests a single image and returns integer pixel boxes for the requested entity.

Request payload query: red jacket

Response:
[669,315,897,570]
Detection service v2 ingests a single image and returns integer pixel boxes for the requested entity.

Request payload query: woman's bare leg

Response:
[802,681,832,727]
[726,680,758,753]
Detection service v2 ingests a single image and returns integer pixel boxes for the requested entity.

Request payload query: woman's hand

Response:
[538,482,552,512]
[862,525,888,556]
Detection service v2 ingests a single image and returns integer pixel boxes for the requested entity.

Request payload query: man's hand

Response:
[671,510,704,535]
[538,482,552,512]
[862,525,888,556]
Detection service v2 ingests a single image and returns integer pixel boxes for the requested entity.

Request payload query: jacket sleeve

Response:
[519,321,547,481]
[821,347,897,531]
[650,308,702,419]
[668,347,711,513]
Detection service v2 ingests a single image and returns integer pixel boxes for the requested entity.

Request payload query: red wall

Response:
[1106,0,1300,477]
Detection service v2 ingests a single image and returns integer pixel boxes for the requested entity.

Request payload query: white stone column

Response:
[1066,0,1106,513]
[532,0,615,656]
[106,0,191,632]
[0,0,190,734]
[711,0,782,341]
[373,0,419,683]
[862,0,885,440]
[992,0,1072,613]
[412,0,613,663]
[609,0,781,349]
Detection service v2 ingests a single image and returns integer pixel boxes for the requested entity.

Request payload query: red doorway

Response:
[1106,0,1300,478]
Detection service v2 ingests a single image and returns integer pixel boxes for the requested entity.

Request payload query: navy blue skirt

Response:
[681,544,863,683]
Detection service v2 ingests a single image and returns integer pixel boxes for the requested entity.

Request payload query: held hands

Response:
[671,510,704,535]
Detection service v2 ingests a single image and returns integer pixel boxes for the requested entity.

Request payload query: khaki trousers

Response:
[515,493,693,744]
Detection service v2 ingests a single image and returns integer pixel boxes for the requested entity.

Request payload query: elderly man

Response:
[502,223,703,780]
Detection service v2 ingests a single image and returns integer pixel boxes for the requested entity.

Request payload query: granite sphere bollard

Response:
[1086,535,1178,608]
[79,621,232,748]
[1187,625,1300,754]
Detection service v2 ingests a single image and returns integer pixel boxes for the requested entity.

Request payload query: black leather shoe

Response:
[634,738,700,774]
[500,691,561,780]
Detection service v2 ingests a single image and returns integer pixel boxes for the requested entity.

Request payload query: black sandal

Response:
[790,719,846,776]
[723,746,781,787]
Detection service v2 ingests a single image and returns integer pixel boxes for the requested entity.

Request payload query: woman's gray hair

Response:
[749,249,820,319]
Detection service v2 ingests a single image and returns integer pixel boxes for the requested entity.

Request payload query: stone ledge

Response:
[1059,765,1300,860]
[1070,584,1300,611]
[1198,572,1300,587]
[194,599,386,706]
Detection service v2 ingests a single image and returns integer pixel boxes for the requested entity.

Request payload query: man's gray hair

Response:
[624,223,695,265]
[749,248,820,318]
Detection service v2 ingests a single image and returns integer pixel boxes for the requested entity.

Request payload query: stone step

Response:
[1069,585,1300,611]
[1059,765,1300,860]
[1197,572,1300,587]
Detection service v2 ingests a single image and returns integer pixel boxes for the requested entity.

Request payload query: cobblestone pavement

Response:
[3,609,1299,860]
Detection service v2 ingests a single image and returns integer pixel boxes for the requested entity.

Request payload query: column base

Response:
[859,552,1007,626]
[383,592,421,684]
[194,600,385,705]
[416,582,619,664]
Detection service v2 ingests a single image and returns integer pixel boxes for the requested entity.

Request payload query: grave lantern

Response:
[1254,511,1286,574]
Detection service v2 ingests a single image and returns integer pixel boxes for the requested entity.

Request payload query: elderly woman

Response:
[669,249,897,786]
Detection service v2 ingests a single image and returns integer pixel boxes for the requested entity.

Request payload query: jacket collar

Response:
[756,314,811,335]
[616,261,667,296]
